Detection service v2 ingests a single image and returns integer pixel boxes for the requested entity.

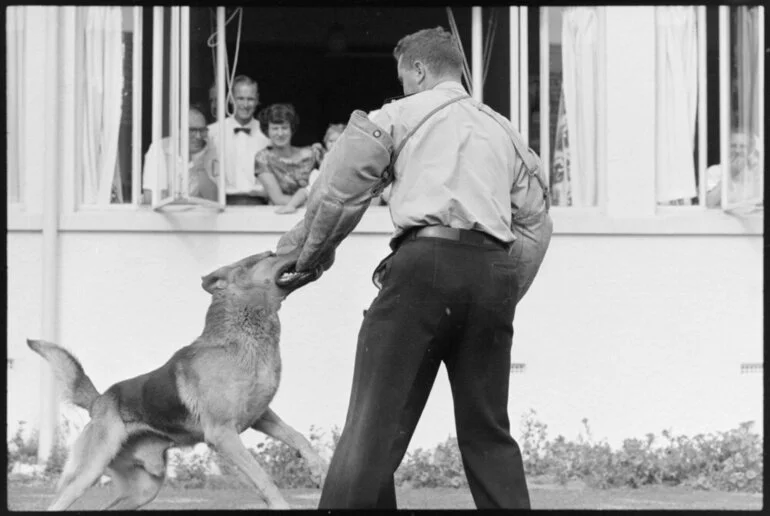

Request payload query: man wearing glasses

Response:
[142,106,219,203]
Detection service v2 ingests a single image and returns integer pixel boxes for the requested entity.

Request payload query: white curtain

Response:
[655,6,698,205]
[561,7,599,207]
[80,7,124,205]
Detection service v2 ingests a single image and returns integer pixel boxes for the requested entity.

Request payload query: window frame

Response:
[719,5,764,212]
[150,6,225,211]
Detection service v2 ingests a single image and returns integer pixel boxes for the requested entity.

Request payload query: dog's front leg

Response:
[252,408,329,488]
[205,425,290,509]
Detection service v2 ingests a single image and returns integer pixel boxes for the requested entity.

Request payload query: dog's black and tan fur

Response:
[28,250,326,510]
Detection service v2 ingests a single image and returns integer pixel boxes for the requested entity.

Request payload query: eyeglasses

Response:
[189,127,209,135]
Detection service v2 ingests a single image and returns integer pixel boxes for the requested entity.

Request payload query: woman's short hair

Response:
[323,123,346,146]
[258,103,299,134]
[393,27,463,77]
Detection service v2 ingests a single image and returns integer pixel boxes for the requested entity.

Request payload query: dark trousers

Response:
[318,235,531,509]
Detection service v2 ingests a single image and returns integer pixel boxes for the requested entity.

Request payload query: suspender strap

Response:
[375,94,471,194]
[476,103,551,212]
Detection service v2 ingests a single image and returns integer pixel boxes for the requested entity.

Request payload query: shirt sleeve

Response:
[368,104,396,137]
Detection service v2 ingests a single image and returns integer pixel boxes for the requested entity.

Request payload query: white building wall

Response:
[7,230,763,450]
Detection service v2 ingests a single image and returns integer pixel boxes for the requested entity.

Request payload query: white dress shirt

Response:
[208,117,271,196]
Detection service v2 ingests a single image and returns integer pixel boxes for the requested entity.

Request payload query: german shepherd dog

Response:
[27,250,327,510]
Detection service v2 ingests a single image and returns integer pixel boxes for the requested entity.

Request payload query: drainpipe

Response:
[471,6,483,102]
[37,6,62,464]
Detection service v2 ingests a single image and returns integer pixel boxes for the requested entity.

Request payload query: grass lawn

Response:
[7,477,763,510]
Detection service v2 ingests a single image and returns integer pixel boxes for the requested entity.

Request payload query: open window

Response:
[717,5,763,212]
[147,7,225,211]
[528,7,605,208]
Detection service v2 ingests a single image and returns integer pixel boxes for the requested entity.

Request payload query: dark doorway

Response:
[188,7,474,146]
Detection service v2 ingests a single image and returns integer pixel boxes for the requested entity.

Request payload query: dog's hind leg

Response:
[48,399,128,511]
[252,408,329,487]
[101,436,169,510]
[101,466,165,510]
[205,424,290,509]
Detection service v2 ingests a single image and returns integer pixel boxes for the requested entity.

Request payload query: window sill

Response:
[6,204,762,236]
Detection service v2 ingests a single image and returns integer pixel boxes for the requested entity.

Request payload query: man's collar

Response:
[432,80,466,92]
[227,116,257,129]
[384,80,467,104]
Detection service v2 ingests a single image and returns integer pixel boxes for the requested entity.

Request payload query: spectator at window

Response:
[142,106,218,204]
[254,103,322,214]
[706,129,762,208]
[208,75,271,205]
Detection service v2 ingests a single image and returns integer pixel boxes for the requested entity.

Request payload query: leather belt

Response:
[399,226,508,249]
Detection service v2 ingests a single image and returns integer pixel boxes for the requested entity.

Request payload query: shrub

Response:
[7,421,68,478]
[518,411,763,493]
[8,422,39,471]
[8,417,762,494]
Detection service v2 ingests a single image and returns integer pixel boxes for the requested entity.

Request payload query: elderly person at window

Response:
[142,106,218,204]
[254,104,324,214]
[706,129,762,208]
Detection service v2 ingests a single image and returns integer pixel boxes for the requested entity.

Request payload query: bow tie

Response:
[234,127,251,135]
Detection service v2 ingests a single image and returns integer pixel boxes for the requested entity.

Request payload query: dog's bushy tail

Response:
[27,339,101,413]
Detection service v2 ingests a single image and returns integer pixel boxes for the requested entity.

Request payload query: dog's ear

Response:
[201,265,232,294]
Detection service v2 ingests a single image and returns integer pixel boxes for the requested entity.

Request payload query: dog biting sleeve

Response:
[276,110,394,272]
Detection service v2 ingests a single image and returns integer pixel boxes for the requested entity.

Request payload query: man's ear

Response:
[201,265,232,294]
[414,60,427,83]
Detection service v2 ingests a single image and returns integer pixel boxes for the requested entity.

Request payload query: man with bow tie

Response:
[208,74,271,205]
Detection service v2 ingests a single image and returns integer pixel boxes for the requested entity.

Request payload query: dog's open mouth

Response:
[276,262,323,290]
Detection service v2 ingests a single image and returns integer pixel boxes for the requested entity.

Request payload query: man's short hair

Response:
[231,74,258,93]
[393,27,463,77]
[190,104,206,120]
[258,103,299,134]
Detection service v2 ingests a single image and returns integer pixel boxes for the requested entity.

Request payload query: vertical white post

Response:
[152,7,164,202]
[596,8,608,210]
[718,6,730,209]
[471,6,483,102]
[509,7,520,127]
[170,7,180,198]
[39,6,61,465]
[217,6,227,206]
[539,7,550,176]
[519,7,529,143]
[132,7,143,206]
[696,6,707,206]
[757,7,764,199]
[7,8,19,203]
[180,6,190,198]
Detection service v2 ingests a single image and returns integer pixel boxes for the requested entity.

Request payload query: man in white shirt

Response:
[706,130,762,208]
[208,75,271,205]
[142,107,218,204]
